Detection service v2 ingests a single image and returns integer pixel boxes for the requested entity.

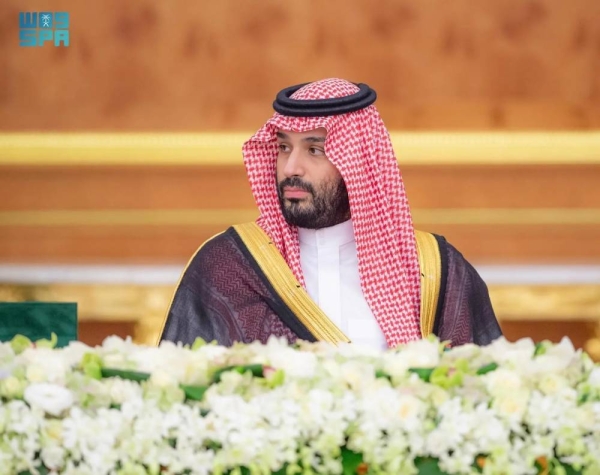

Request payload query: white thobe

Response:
[297,220,388,350]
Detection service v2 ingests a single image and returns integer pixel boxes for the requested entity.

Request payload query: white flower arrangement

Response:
[0,333,599,475]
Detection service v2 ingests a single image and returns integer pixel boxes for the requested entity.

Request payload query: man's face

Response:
[276,128,350,229]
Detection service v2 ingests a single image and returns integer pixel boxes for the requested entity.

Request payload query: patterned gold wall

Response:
[1,0,599,131]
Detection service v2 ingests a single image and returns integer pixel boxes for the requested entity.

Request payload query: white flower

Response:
[0,375,24,399]
[196,343,229,361]
[531,337,578,375]
[589,367,600,387]
[131,343,199,385]
[440,343,481,362]
[42,419,64,444]
[101,335,136,369]
[382,352,410,379]
[394,338,440,368]
[22,348,70,385]
[482,337,535,367]
[129,347,169,374]
[106,378,143,405]
[102,352,129,369]
[150,369,179,388]
[339,361,375,390]
[425,398,473,456]
[180,353,210,386]
[493,390,530,421]
[24,383,74,416]
[61,407,125,473]
[484,368,523,396]
[0,342,15,365]
[264,341,317,379]
[396,393,425,429]
[538,373,569,395]
[41,446,66,470]
[101,335,134,352]
[61,341,92,367]
[336,341,381,359]
[525,390,577,433]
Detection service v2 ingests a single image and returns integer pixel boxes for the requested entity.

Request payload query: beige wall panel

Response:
[418,224,600,264]
[0,165,254,211]
[1,223,600,264]
[0,225,221,264]
[500,321,595,349]
[2,164,600,211]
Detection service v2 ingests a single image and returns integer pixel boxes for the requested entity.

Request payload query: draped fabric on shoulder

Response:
[159,228,311,347]
[159,228,502,347]
[433,235,503,346]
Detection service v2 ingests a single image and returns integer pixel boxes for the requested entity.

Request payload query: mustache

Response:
[278,177,315,196]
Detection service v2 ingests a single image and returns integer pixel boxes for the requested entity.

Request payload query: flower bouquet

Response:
[0,333,599,475]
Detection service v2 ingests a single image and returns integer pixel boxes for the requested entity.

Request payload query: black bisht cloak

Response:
[160,227,502,347]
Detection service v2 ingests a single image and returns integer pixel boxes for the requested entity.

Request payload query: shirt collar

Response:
[297,219,355,248]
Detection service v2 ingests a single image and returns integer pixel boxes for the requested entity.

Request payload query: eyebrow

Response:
[276,131,326,143]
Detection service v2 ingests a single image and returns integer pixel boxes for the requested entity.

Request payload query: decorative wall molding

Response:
[2,132,600,166]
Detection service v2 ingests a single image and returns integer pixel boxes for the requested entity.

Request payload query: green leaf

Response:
[341,447,364,475]
[81,352,103,379]
[534,341,548,356]
[101,368,150,382]
[191,337,207,350]
[212,364,264,383]
[430,366,464,389]
[415,457,448,475]
[266,368,285,388]
[454,358,470,373]
[578,393,589,404]
[10,334,32,354]
[18,466,49,475]
[205,440,222,450]
[181,384,207,401]
[556,462,582,475]
[476,363,498,375]
[408,368,435,382]
[35,332,58,349]
[375,369,391,380]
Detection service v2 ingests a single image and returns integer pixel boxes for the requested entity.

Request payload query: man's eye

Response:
[278,144,289,152]
[309,147,324,155]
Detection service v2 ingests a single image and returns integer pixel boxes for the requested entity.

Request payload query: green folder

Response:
[0,302,77,348]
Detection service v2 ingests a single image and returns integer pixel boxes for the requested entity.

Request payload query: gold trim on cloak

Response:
[415,231,442,337]
[234,223,442,344]
[233,223,351,345]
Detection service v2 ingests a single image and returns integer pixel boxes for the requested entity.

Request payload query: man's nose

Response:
[283,149,305,178]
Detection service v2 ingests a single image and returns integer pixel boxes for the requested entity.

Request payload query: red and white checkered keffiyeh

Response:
[242,78,421,347]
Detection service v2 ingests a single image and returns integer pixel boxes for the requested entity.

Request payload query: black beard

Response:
[277,176,351,229]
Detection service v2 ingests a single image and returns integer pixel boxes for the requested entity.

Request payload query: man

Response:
[159,78,502,349]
